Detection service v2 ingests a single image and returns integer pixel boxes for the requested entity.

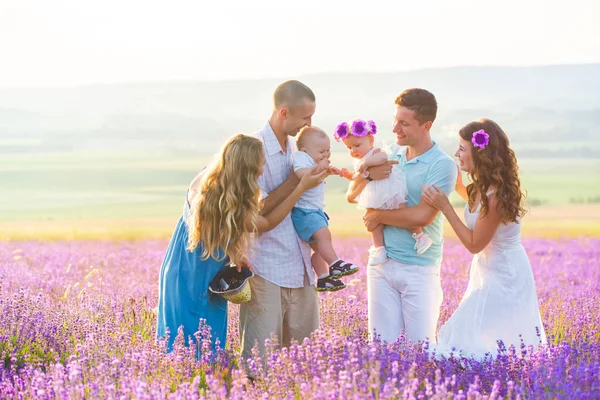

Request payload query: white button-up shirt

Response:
[249,122,314,288]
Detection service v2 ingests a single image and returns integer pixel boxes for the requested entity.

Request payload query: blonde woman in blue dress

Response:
[156,134,327,357]
[422,118,547,360]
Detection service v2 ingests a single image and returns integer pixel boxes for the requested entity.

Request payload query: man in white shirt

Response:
[239,80,321,362]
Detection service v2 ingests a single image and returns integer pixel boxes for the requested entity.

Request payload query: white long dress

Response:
[432,199,547,360]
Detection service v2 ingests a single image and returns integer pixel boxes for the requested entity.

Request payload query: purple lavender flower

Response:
[472,129,490,149]
[367,120,377,135]
[0,238,598,398]
[351,119,368,137]
[334,122,349,142]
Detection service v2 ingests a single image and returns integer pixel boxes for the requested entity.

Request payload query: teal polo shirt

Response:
[383,142,458,266]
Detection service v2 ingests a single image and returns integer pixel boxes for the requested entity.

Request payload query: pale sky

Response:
[1,0,599,87]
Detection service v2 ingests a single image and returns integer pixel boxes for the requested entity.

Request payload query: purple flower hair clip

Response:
[333,119,377,142]
[472,129,489,149]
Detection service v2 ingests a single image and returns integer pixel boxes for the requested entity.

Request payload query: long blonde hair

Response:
[187,134,264,263]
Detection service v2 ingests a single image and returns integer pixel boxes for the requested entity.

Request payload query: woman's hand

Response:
[422,184,452,213]
[298,166,328,191]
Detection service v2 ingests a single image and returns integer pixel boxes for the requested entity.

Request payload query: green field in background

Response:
[2,150,600,222]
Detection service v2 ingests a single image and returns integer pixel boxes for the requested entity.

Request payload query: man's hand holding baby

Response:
[367,160,399,180]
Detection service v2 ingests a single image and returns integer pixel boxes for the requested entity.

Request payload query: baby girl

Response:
[335,119,433,265]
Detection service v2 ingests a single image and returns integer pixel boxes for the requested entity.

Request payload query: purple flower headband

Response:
[334,119,377,142]
[472,129,489,149]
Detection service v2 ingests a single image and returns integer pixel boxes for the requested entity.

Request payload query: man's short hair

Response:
[273,80,316,109]
[296,126,327,149]
[395,88,437,124]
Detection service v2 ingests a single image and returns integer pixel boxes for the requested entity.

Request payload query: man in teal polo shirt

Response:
[354,88,458,344]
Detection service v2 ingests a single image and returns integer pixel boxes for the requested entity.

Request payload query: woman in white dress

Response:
[422,118,547,360]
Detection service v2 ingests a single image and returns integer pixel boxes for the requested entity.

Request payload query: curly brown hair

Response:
[459,118,527,223]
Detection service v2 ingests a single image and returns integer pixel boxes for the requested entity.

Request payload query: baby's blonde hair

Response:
[187,134,264,264]
[296,126,328,150]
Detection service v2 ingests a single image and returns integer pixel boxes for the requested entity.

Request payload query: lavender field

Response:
[1,237,598,399]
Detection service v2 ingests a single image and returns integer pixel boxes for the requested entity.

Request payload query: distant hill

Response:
[1,64,599,157]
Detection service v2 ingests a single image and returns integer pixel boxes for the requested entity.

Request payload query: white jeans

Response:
[367,258,443,344]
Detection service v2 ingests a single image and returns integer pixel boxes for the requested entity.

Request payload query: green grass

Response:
[3,150,600,223]
[516,158,600,203]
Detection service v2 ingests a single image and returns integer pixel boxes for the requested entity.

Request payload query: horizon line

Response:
[1,62,599,90]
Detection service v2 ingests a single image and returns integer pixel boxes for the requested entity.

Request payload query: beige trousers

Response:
[239,273,319,360]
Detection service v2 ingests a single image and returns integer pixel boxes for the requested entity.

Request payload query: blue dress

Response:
[156,196,229,356]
